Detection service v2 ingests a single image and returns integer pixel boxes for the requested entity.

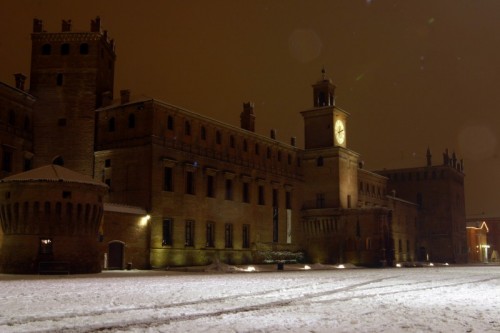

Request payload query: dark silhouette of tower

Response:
[30,17,115,176]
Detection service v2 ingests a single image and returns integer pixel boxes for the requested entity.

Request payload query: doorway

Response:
[108,241,124,270]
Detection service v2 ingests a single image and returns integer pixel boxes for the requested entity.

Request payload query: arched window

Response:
[53,156,64,166]
[108,117,116,132]
[255,143,260,155]
[229,135,235,148]
[60,43,70,55]
[42,44,51,55]
[184,120,191,135]
[128,113,136,129]
[216,131,221,144]
[243,140,248,152]
[79,43,89,54]
[317,156,324,166]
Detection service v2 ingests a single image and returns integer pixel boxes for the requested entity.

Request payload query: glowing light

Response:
[139,214,150,227]
[396,263,402,268]
[245,266,256,272]
[444,263,449,266]
[337,264,345,269]
[303,265,311,270]
[429,263,434,266]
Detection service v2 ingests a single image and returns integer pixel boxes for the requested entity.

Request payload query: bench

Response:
[38,261,70,275]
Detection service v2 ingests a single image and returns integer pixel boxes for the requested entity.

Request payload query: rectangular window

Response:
[186,171,195,195]
[162,219,173,246]
[258,185,265,205]
[164,167,173,192]
[206,175,215,198]
[273,207,279,243]
[39,238,53,254]
[242,224,250,248]
[57,118,67,126]
[105,159,111,168]
[2,150,12,173]
[23,158,32,171]
[185,220,194,247]
[316,193,325,208]
[242,182,250,203]
[224,223,233,248]
[225,179,233,200]
[272,189,279,207]
[285,191,291,209]
[206,221,215,247]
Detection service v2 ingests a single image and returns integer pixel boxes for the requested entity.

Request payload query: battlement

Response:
[32,17,114,51]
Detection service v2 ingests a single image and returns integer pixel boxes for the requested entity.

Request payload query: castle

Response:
[0,18,467,273]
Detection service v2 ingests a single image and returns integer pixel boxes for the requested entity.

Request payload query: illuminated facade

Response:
[466,221,489,263]
[0,18,468,273]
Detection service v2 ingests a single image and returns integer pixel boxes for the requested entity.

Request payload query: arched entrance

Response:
[108,241,124,270]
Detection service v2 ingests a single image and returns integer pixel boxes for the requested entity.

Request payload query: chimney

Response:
[62,19,72,32]
[91,16,101,32]
[33,18,43,33]
[120,89,130,104]
[13,73,27,91]
[101,91,113,107]
[240,102,255,132]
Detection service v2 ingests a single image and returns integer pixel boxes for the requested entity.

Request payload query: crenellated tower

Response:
[30,17,116,176]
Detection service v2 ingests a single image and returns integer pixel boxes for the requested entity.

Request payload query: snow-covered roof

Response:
[0,164,108,188]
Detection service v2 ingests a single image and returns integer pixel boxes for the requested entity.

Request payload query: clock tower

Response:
[302,69,349,149]
[301,70,359,209]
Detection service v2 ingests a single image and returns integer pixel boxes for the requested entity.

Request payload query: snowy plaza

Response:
[0,264,499,332]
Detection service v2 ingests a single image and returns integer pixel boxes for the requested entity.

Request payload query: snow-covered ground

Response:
[0,264,499,333]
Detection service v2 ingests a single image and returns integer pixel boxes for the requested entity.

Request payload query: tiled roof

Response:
[1,164,108,188]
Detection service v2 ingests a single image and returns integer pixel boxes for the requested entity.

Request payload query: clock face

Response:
[334,119,345,145]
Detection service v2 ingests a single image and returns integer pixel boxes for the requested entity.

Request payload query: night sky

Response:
[1,0,499,217]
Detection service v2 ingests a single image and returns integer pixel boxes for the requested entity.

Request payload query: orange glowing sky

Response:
[1,0,499,217]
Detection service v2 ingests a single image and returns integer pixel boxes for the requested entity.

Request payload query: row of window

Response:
[41,43,89,55]
[358,181,386,197]
[162,219,251,249]
[106,114,299,167]
[386,170,446,182]
[2,110,31,130]
[163,166,292,208]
